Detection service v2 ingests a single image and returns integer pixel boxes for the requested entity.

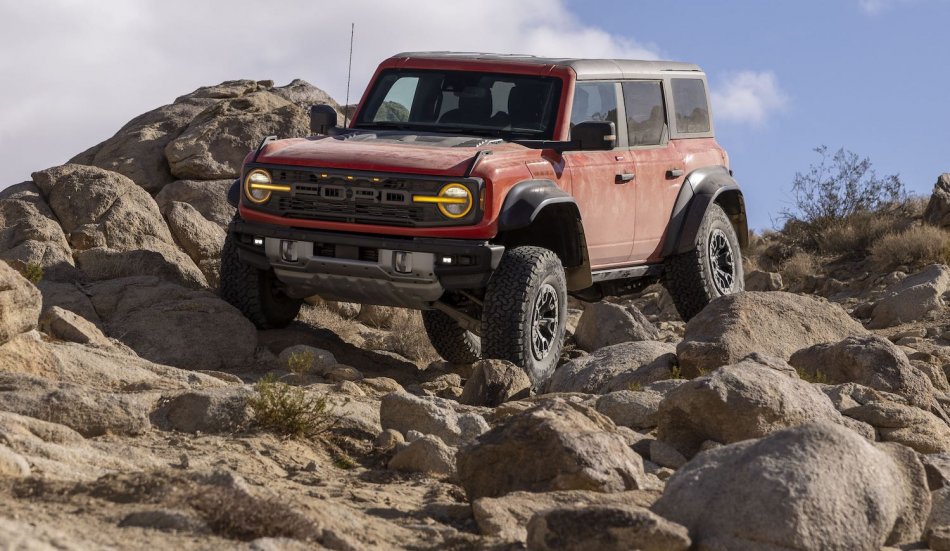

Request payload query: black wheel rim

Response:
[531,284,559,361]
[707,229,736,295]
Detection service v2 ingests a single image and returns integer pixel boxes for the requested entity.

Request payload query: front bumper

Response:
[229,220,504,309]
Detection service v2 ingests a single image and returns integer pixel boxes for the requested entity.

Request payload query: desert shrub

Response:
[189,485,320,541]
[795,368,829,385]
[781,251,819,286]
[20,262,43,284]
[869,225,950,269]
[378,309,439,363]
[814,210,912,258]
[782,146,905,250]
[786,146,905,226]
[286,349,315,375]
[247,375,334,438]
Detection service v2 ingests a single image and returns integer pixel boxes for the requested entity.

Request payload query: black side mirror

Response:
[310,104,338,135]
[571,120,616,151]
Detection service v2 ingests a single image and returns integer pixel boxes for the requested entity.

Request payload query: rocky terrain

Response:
[2,78,950,550]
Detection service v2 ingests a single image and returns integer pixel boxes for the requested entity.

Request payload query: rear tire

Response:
[422,310,481,364]
[482,246,567,388]
[220,231,302,329]
[664,203,744,321]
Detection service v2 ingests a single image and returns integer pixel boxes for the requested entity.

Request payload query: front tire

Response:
[482,246,567,388]
[220,231,303,329]
[664,203,744,321]
[422,310,481,364]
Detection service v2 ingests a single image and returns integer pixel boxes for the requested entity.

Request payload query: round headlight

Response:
[244,169,273,204]
[438,184,473,219]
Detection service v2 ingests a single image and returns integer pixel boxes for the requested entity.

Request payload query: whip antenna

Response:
[344,22,355,127]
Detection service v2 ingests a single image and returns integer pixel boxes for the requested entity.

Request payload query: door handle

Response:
[616,173,636,184]
[667,168,684,179]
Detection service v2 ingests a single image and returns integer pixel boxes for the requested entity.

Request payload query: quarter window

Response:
[571,82,618,128]
[671,78,710,134]
[622,81,666,146]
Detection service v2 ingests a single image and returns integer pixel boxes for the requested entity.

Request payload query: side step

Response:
[591,264,664,283]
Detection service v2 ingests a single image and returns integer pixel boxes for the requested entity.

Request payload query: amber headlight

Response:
[413,183,473,219]
[243,169,289,204]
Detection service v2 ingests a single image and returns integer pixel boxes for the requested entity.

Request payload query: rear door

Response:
[623,80,687,262]
[564,81,638,268]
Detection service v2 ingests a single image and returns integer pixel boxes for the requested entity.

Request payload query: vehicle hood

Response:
[254,131,530,177]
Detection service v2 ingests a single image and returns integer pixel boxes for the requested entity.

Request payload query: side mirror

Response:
[310,104,338,135]
[571,120,616,151]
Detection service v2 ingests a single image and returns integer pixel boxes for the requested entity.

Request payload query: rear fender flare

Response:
[662,166,748,257]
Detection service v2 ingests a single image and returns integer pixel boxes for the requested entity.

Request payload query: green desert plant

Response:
[21,262,43,284]
[247,375,334,438]
[285,349,315,375]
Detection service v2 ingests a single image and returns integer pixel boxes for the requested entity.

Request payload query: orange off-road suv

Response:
[221,52,748,386]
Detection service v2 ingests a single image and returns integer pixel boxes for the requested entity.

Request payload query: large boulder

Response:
[161,201,226,288]
[164,91,309,180]
[573,302,659,352]
[38,306,111,348]
[656,356,859,458]
[459,359,531,407]
[0,373,155,437]
[790,335,935,408]
[388,434,457,477]
[526,505,690,551]
[43,276,259,371]
[155,179,235,229]
[652,422,930,550]
[473,489,660,544]
[379,392,489,447]
[154,387,253,434]
[456,400,647,500]
[844,400,950,453]
[0,261,42,346]
[924,174,950,228]
[31,165,206,288]
[677,292,867,377]
[0,331,230,393]
[547,341,676,394]
[0,183,76,281]
[70,79,338,192]
[595,389,664,430]
[870,264,950,328]
[69,88,226,192]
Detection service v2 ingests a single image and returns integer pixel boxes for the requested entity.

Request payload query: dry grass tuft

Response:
[780,251,819,287]
[815,210,912,258]
[189,485,321,541]
[869,225,950,269]
[383,309,439,363]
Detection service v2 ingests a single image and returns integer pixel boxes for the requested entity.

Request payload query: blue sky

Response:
[568,0,950,228]
[2,0,948,231]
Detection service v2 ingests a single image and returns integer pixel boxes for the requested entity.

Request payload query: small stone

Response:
[374,429,404,450]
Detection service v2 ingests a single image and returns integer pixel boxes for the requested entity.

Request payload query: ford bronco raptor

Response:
[221,52,748,386]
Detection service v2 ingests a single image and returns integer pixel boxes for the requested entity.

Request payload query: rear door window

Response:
[622,81,666,146]
[671,78,710,134]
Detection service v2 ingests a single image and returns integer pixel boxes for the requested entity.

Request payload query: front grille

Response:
[261,167,466,227]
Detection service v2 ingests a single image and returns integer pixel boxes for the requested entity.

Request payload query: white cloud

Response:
[0,0,659,187]
[711,71,788,127]
[858,0,914,14]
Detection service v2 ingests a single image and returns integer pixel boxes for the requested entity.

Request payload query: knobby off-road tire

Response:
[482,246,567,388]
[422,310,481,364]
[664,203,744,321]
[220,231,302,330]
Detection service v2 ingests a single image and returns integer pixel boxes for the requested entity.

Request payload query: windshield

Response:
[354,69,562,140]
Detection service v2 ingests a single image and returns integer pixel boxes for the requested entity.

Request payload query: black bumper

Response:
[229,220,504,290]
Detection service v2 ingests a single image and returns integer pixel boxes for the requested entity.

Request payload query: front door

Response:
[564,82,637,268]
